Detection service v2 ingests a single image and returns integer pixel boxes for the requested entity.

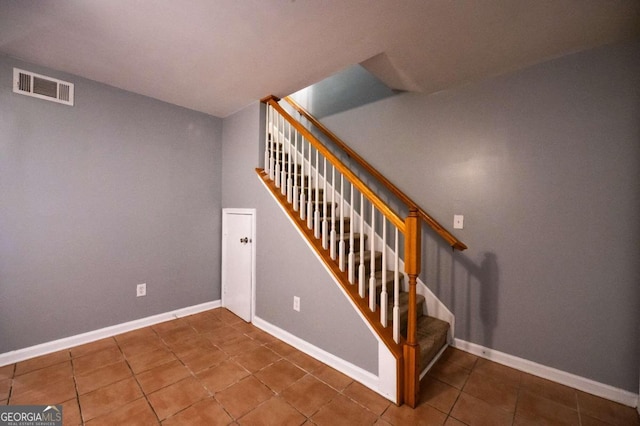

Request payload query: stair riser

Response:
[353,252,383,276]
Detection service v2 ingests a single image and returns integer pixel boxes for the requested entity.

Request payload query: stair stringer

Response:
[256,170,401,404]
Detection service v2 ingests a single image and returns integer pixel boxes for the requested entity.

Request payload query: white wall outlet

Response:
[293,296,300,312]
[453,215,464,229]
[136,283,146,297]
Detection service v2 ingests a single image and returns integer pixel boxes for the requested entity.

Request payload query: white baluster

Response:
[369,205,376,312]
[286,122,293,201]
[281,117,288,196]
[306,143,313,230]
[321,158,328,249]
[393,229,400,343]
[268,106,275,181]
[330,166,337,260]
[348,184,355,283]
[338,175,345,271]
[299,137,305,219]
[358,194,365,298]
[313,150,320,238]
[292,129,299,211]
[264,104,270,173]
[274,113,281,188]
[380,219,388,327]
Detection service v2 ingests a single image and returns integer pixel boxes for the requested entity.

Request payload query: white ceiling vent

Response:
[13,68,74,106]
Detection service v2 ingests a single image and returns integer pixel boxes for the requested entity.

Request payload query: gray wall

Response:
[0,56,223,353]
[309,41,639,392]
[221,103,379,374]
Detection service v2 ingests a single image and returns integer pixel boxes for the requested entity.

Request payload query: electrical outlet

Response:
[136,283,146,297]
[293,296,300,312]
[453,215,464,229]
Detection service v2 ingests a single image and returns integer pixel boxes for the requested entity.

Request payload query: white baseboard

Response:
[0,300,221,367]
[252,315,395,402]
[453,338,639,408]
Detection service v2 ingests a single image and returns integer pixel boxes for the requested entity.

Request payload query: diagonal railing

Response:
[258,95,465,407]
[284,96,467,251]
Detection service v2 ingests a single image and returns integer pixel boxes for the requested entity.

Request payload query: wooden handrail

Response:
[265,98,406,233]
[283,96,467,251]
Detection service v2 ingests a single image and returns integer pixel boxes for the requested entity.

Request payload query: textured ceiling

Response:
[1,0,638,117]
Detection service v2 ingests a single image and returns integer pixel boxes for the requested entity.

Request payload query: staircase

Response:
[257,96,465,407]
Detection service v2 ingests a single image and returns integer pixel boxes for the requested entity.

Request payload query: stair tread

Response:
[386,292,425,312]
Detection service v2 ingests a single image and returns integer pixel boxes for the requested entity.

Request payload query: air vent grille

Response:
[13,68,74,106]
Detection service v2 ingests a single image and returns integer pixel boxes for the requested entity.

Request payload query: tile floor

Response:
[1,308,638,425]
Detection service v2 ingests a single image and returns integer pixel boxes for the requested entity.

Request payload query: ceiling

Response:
[1,1,638,117]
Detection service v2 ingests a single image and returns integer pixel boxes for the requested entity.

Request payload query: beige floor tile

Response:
[216,309,245,324]
[14,350,70,376]
[234,346,281,373]
[9,375,76,405]
[72,345,124,376]
[204,325,242,345]
[462,369,519,413]
[196,359,250,393]
[0,378,11,403]
[11,360,73,390]
[520,373,577,410]
[514,390,579,425]
[286,350,323,373]
[245,329,279,345]
[311,394,379,426]
[159,325,199,346]
[147,376,209,420]
[254,359,306,393]
[217,335,261,356]
[79,377,143,422]
[0,364,14,381]
[444,417,467,426]
[427,358,472,390]
[265,340,298,357]
[118,335,166,358]
[438,347,479,370]
[136,359,191,394]
[115,327,158,343]
[127,346,177,374]
[449,392,513,426]
[472,358,522,388]
[70,337,118,358]
[162,398,232,426]
[230,320,257,335]
[60,398,83,426]
[75,360,132,395]
[418,377,460,414]
[313,364,354,391]
[170,335,217,358]
[215,376,274,419]
[580,413,619,426]
[187,316,227,334]
[238,397,306,426]
[152,318,190,335]
[382,400,448,426]
[86,397,158,426]
[180,346,229,373]
[280,374,338,417]
[343,381,391,416]
[577,391,640,426]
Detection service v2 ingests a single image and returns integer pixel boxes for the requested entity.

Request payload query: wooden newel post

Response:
[404,208,421,408]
